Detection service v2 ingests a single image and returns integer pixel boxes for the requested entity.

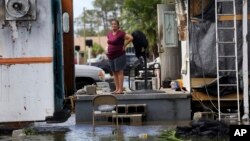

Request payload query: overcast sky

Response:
[73,0,94,18]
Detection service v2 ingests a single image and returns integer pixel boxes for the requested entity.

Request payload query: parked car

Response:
[75,65,105,90]
[86,54,112,74]
[87,54,106,63]
[88,53,139,76]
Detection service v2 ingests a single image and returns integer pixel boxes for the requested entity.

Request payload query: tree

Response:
[74,0,124,36]
[122,0,161,58]
[74,10,99,37]
[82,9,99,36]
[93,0,124,34]
[92,43,104,57]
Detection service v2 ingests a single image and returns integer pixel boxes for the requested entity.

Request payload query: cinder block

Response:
[112,114,142,125]
[127,104,147,115]
[137,104,147,114]
[127,106,137,114]
[130,114,142,125]
[117,105,127,114]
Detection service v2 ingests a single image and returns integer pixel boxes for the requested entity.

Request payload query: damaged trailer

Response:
[0,0,74,124]
[159,0,249,121]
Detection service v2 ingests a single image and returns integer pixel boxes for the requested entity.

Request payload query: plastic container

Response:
[170,81,178,90]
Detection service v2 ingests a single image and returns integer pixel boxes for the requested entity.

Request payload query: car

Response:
[88,53,139,76]
[87,54,107,63]
[86,54,112,75]
[75,64,105,90]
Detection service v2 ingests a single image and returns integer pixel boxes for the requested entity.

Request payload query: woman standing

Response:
[107,19,133,94]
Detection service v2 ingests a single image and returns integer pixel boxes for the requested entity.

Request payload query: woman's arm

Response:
[123,34,133,50]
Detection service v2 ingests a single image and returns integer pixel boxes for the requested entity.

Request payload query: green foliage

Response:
[158,129,183,141]
[92,43,104,57]
[122,0,161,56]
[24,128,36,135]
[75,29,97,37]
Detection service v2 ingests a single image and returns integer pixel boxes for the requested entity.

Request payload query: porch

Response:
[75,89,191,123]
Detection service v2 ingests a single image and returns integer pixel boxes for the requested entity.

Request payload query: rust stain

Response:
[0,57,53,65]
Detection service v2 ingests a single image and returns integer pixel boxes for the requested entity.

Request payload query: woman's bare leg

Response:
[117,70,124,93]
[112,71,119,93]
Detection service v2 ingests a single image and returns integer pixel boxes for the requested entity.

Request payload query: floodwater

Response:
[0,114,229,141]
[0,114,170,141]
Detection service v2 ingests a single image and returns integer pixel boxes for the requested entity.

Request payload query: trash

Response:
[138,133,148,139]
[170,81,179,90]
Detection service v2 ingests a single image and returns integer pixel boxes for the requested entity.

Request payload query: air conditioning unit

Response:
[5,0,36,20]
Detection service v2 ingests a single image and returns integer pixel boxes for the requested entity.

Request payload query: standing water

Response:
[0,114,229,140]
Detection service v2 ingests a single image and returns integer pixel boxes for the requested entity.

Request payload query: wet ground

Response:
[0,114,174,141]
[0,114,230,141]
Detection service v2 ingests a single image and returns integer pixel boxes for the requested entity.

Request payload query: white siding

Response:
[0,0,55,122]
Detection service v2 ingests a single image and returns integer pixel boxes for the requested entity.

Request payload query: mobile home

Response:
[0,0,74,123]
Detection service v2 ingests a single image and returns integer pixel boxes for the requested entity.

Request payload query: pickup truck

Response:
[75,65,105,90]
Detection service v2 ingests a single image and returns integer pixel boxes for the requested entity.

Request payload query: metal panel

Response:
[0,65,54,122]
[0,1,4,28]
[0,0,54,122]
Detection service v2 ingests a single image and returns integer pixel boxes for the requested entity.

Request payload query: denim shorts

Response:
[109,54,126,72]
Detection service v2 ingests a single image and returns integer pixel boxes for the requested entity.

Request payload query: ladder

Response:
[215,0,240,122]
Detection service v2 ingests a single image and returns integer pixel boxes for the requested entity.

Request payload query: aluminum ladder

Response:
[215,0,240,122]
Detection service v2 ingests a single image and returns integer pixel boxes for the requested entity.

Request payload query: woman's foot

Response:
[111,90,118,94]
[115,90,124,94]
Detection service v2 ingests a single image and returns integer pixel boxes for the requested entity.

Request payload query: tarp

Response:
[190,1,249,77]
[189,1,250,95]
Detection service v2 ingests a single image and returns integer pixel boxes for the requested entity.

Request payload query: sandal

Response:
[115,92,124,94]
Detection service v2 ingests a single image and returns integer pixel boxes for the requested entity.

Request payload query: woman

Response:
[107,19,133,94]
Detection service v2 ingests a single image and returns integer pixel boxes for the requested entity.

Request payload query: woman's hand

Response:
[124,34,133,50]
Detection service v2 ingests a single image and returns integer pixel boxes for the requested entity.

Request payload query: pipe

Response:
[242,0,249,122]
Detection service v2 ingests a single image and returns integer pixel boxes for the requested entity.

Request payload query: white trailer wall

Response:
[0,0,54,122]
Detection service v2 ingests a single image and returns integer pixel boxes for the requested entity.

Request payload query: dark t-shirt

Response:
[107,30,125,60]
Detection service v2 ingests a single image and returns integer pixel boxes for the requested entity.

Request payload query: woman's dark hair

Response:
[111,19,120,28]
